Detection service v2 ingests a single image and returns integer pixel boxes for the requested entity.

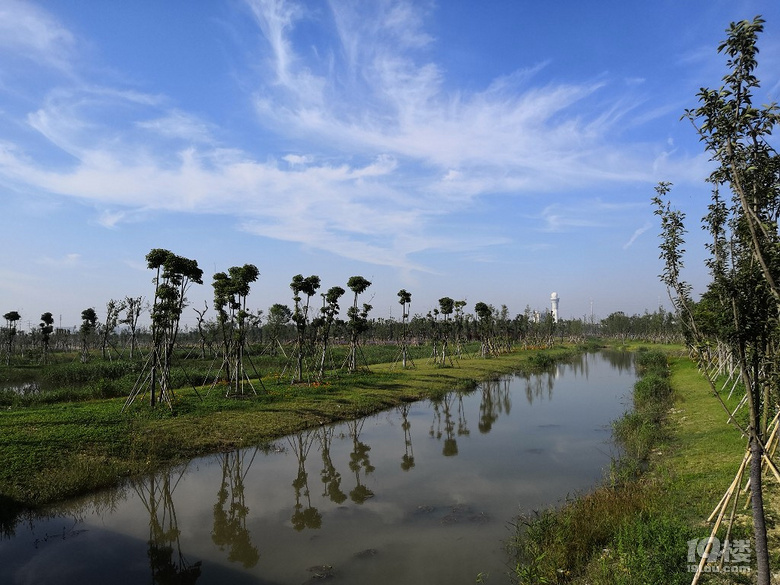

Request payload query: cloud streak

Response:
[623,222,653,249]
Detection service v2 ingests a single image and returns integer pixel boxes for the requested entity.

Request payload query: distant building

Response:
[550,292,559,322]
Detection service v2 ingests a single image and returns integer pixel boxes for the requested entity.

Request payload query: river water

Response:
[0,350,636,585]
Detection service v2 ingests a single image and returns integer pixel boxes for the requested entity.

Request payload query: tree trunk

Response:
[750,435,770,585]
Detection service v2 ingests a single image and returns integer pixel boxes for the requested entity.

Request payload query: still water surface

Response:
[0,350,636,585]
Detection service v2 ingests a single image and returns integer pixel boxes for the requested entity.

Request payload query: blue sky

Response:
[1,0,779,329]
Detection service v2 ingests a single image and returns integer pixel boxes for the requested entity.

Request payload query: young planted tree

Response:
[426,309,440,363]
[289,274,320,382]
[497,304,513,352]
[345,276,372,373]
[3,311,20,366]
[438,297,455,366]
[316,286,345,380]
[39,312,54,365]
[120,296,145,360]
[212,264,261,395]
[474,302,495,357]
[193,301,209,359]
[100,299,126,361]
[397,289,413,368]
[125,249,203,409]
[453,300,467,358]
[79,308,98,363]
[266,303,292,356]
[653,17,779,584]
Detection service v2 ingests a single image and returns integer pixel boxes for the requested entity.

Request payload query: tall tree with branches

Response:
[39,312,54,365]
[438,297,455,366]
[290,274,320,383]
[125,249,203,409]
[266,303,292,357]
[653,16,779,583]
[121,296,145,360]
[474,302,495,357]
[79,308,98,364]
[453,300,468,358]
[213,264,260,395]
[100,299,126,361]
[397,289,413,368]
[345,276,372,373]
[3,311,20,366]
[316,286,345,380]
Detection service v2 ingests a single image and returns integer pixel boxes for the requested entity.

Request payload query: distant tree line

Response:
[1,248,684,376]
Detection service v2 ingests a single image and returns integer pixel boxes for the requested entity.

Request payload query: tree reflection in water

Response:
[347,419,375,504]
[398,403,415,471]
[132,469,202,584]
[429,399,442,440]
[478,378,512,433]
[318,426,347,504]
[288,431,322,530]
[212,448,260,568]
[514,369,555,405]
[600,349,634,372]
[457,393,470,438]
[428,395,456,456]
[442,395,458,456]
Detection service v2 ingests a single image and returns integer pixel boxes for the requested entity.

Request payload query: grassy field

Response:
[0,342,581,525]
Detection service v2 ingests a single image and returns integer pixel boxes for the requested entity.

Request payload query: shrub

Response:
[528,353,556,369]
[633,373,672,409]
[635,350,669,377]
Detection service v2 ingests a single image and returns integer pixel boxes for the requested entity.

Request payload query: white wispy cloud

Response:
[37,253,82,267]
[0,0,76,73]
[135,110,214,143]
[0,0,699,276]
[244,0,668,191]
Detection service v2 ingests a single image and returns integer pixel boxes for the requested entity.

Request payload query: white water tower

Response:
[550,292,559,322]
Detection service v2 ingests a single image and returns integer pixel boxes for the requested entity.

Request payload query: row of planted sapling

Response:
[2,301,680,374]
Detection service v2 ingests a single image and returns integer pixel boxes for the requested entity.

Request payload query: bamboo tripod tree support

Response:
[690,409,780,584]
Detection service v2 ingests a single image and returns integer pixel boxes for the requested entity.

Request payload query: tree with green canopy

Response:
[396,289,413,368]
[345,276,372,373]
[100,299,126,361]
[452,300,467,358]
[437,297,455,366]
[125,249,203,409]
[315,286,345,380]
[39,312,54,365]
[474,302,495,357]
[79,308,98,363]
[289,274,320,382]
[3,311,21,366]
[120,296,145,360]
[213,264,260,395]
[653,17,779,583]
[266,303,292,356]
